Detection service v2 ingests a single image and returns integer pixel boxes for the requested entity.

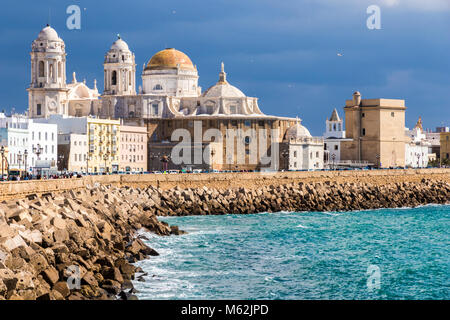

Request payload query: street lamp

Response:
[24,150,28,179]
[281,149,289,171]
[58,154,65,172]
[33,144,43,178]
[0,146,5,181]
[103,151,110,174]
[376,154,380,169]
[17,151,23,179]
[331,153,336,170]
[416,153,421,168]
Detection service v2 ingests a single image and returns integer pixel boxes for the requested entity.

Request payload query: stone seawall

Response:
[0,170,449,300]
[1,168,449,200]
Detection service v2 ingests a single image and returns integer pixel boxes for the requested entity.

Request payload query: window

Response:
[245,120,251,127]
[391,112,395,117]
[244,136,251,144]
[229,105,237,114]
[153,84,163,90]
[231,120,237,126]
[334,145,338,151]
[152,104,159,115]
[324,143,327,150]
[52,133,54,141]
[45,132,48,141]
[258,121,265,127]
[37,104,42,116]
[112,71,117,85]
[39,61,44,77]
[316,151,319,158]
[294,151,297,157]
[362,113,365,118]
[362,128,366,136]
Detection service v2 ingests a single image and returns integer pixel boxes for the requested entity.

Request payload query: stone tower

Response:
[103,35,136,96]
[341,91,406,168]
[27,25,69,118]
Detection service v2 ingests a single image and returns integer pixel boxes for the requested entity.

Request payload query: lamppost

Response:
[103,151,110,174]
[0,146,5,181]
[24,150,28,179]
[58,154,65,173]
[17,151,23,179]
[86,152,91,175]
[281,149,289,171]
[331,153,336,170]
[376,154,380,169]
[33,144,43,178]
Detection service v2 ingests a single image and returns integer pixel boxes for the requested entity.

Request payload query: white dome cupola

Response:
[103,34,136,95]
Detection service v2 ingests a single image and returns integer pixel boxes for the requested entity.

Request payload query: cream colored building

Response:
[58,133,87,172]
[87,118,120,173]
[119,124,147,172]
[37,115,120,173]
[441,132,450,163]
[341,92,406,168]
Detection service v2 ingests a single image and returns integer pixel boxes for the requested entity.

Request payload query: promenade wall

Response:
[1,168,449,200]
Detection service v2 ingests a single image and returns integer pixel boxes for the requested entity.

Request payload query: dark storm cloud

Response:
[0,0,449,134]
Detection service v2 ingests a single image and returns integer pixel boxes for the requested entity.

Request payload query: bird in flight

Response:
[337,53,344,57]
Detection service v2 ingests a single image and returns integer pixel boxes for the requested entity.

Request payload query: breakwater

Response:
[0,171,449,300]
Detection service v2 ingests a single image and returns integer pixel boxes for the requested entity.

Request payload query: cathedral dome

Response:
[145,48,195,71]
[203,62,245,98]
[110,38,130,52]
[203,83,245,98]
[37,25,60,41]
[285,121,312,139]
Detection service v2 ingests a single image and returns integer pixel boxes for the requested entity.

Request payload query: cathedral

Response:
[27,25,323,171]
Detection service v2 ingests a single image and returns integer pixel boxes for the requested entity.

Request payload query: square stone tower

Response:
[341,92,406,168]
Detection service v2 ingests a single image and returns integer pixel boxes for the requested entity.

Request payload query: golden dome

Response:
[145,48,196,71]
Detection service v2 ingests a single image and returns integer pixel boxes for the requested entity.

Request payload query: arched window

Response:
[39,61,44,77]
[153,84,163,90]
[58,62,61,79]
[112,71,117,85]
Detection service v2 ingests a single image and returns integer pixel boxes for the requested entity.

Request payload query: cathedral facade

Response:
[27,25,323,172]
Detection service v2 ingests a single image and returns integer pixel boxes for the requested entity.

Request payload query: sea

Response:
[133,204,450,300]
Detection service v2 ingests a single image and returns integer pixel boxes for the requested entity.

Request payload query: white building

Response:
[323,108,351,167]
[0,113,57,174]
[405,118,430,168]
[282,120,324,171]
[28,120,58,173]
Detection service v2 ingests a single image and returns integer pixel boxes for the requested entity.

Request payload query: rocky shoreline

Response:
[0,178,449,300]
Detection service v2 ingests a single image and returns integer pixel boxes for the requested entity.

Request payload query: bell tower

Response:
[103,35,136,96]
[27,25,68,118]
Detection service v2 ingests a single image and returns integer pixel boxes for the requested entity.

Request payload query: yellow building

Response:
[440,132,450,164]
[341,91,406,168]
[87,117,120,173]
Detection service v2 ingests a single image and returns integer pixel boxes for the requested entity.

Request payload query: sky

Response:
[0,0,449,135]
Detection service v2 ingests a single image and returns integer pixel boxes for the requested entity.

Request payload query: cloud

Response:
[317,0,450,12]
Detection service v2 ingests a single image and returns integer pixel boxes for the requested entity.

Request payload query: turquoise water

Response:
[133,205,450,300]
